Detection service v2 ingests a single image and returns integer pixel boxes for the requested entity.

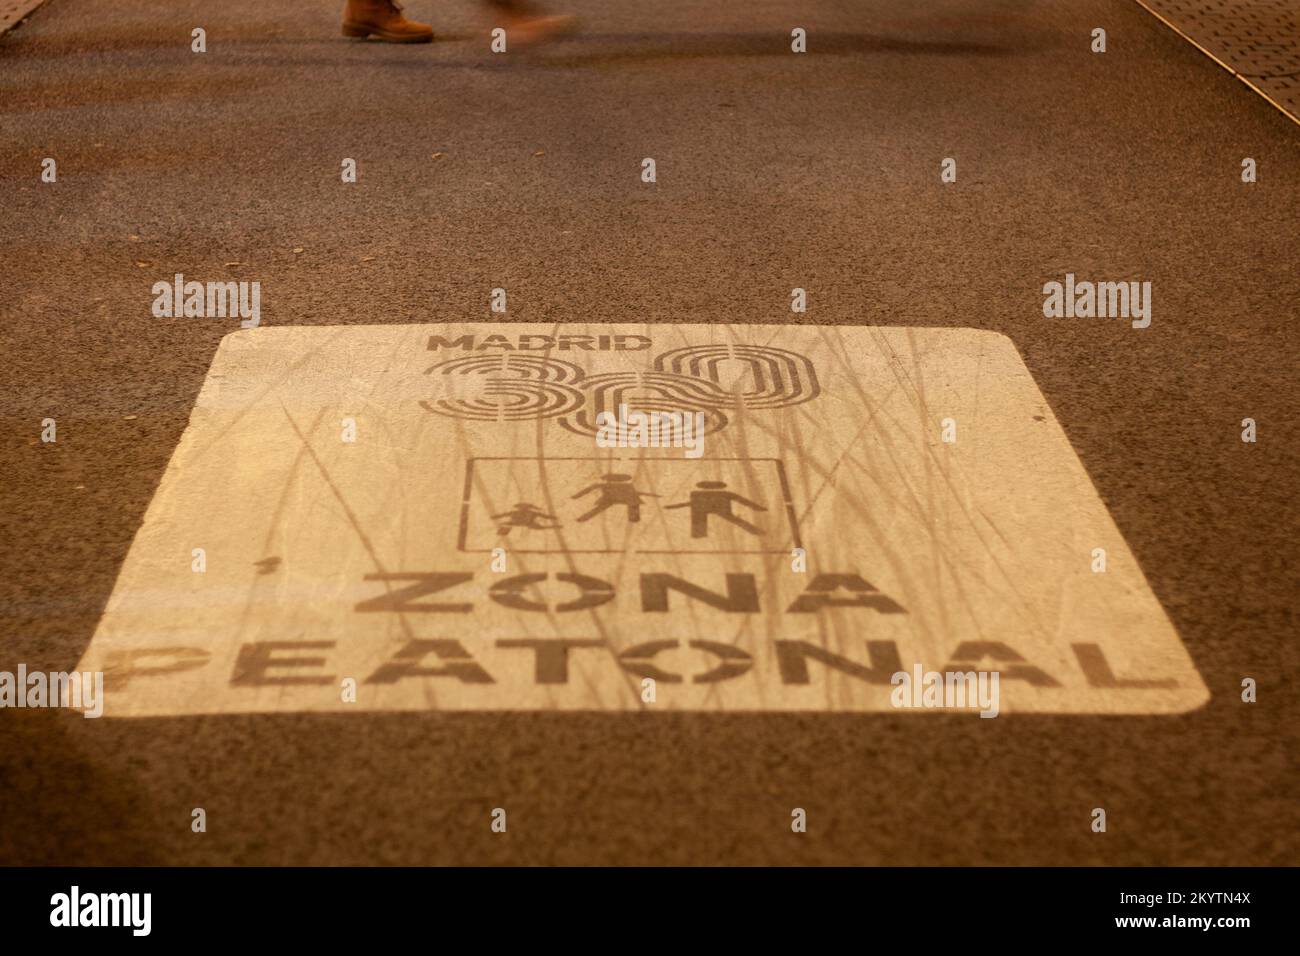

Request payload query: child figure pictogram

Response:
[492,503,562,536]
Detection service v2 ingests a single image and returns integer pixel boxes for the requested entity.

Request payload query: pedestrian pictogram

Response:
[572,473,659,524]
[491,503,561,536]
[664,480,766,538]
[460,457,800,555]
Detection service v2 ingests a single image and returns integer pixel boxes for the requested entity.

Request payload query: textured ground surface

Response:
[0,0,1296,865]
[1138,0,1300,123]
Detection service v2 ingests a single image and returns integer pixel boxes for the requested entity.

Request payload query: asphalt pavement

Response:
[1,0,1296,864]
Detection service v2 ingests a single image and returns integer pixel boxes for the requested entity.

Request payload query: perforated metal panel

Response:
[1138,0,1300,125]
[0,0,50,36]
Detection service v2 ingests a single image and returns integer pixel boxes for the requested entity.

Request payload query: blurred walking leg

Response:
[484,0,577,46]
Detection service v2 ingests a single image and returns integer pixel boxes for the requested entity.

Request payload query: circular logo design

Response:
[421,344,820,432]
[420,353,587,422]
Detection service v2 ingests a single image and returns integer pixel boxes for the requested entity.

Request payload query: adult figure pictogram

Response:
[665,480,766,538]
[572,473,659,524]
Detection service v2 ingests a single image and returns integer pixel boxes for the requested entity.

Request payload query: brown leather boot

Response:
[342,0,434,43]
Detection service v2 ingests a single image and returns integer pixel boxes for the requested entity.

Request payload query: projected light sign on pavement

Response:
[76,323,1208,715]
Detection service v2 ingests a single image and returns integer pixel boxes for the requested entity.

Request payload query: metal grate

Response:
[1136,0,1300,126]
[0,0,51,37]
